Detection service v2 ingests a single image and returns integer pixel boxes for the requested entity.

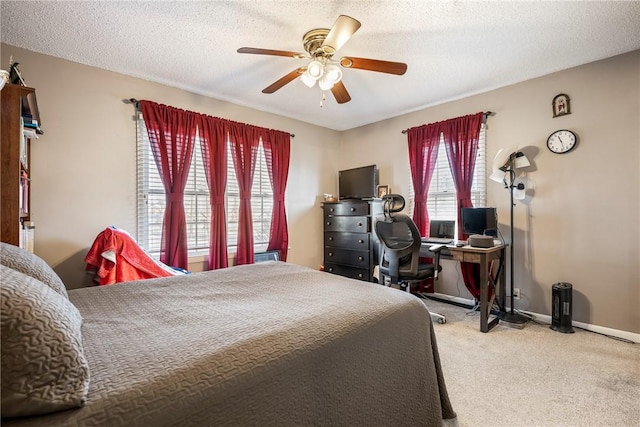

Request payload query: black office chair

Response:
[374,194,447,324]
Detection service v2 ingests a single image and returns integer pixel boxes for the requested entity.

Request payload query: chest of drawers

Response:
[323,200,380,282]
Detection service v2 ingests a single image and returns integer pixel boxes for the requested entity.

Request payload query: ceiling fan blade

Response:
[321,15,361,54]
[238,47,305,58]
[262,67,306,94]
[340,56,407,75]
[331,81,351,104]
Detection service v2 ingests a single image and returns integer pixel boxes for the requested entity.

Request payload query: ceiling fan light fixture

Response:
[318,76,334,91]
[300,71,317,88]
[324,64,342,83]
[238,15,407,105]
[307,60,324,79]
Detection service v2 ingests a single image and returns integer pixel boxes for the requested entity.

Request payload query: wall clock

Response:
[547,129,577,154]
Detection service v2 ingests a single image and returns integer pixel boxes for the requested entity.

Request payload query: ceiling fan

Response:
[237,15,408,105]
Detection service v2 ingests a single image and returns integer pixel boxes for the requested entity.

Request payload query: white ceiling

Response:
[2,1,639,131]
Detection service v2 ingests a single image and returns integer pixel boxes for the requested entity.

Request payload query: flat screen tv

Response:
[338,165,378,200]
[461,207,498,236]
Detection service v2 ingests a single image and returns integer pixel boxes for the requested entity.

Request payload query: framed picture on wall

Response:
[377,185,389,199]
[552,93,571,117]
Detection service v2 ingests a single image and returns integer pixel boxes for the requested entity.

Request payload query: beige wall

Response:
[2,44,638,334]
[341,51,639,334]
[1,44,340,288]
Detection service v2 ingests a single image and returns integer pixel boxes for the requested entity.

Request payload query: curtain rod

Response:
[400,111,494,134]
[124,98,295,138]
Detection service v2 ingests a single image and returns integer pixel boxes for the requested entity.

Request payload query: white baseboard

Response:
[520,310,640,344]
[429,292,475,307]
[431,293,639,343]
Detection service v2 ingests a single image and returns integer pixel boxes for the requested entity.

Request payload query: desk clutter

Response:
[418,240,507,332]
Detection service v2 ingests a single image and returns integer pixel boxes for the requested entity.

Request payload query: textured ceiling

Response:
[2,1,639,131]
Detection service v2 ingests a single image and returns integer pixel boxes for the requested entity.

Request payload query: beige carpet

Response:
[422,299,640,427]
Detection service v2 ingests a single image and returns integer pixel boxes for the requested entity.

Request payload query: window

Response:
[136,115,272,255]
[409,123,487,228]
[224,141,273,248]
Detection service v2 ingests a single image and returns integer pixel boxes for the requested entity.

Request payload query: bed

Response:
[1,243,456,426]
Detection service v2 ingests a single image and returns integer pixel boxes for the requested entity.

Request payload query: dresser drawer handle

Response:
[328,236,334,241]
[358,256,364,261]
[350,207,356,212]
[358,273,363,278]
[330,208,334,212]
[357,222,363,227]
[328,267,334,272]
[328,252,334,257]
[358,239,364,244]
[326,221,331,226]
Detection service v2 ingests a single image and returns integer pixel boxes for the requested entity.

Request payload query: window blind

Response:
[408,123,487,223]
[136,115,272,255]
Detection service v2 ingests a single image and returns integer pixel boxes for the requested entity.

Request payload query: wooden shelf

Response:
[1,83,40,247]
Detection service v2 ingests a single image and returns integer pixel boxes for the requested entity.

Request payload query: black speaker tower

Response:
[551,282,574,333]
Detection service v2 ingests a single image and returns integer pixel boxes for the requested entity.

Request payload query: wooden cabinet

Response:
[1,83,41,249]
[322,200,381,282]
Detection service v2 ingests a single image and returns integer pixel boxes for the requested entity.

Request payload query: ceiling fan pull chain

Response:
[320,91,326,108]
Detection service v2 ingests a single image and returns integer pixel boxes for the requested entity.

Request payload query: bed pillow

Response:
[0,242,68,299]
[1,265,90,418]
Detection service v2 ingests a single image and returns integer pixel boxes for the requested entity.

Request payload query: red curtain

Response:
[441,112,485,299]
[198,115,228,270]
[407,123,441,235]
[263,129,291,261]
[140,100,197,270]
[228,122,259,265]
[442,112,483,219]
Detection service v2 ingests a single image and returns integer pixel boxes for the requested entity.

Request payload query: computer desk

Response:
[420,241,507,332]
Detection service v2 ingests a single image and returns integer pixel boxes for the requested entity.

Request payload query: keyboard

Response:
[421,237,453,244]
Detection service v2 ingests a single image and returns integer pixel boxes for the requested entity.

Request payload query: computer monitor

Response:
[429,220,455,238]
[461,207,497,236]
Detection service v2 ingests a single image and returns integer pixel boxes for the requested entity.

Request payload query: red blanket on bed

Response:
[85,227,174,285]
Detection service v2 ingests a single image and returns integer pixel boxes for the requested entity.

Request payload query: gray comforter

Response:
[7,261,455,426]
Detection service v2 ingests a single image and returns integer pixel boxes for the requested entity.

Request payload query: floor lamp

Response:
[490,149,530,328]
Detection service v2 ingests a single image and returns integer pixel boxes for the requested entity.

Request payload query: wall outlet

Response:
[513,288,521,300]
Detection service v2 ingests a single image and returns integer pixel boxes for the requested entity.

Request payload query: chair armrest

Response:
[428,244,444,253]
[427,244,444,280]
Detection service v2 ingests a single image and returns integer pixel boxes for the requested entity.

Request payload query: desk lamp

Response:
[490,147,531,328]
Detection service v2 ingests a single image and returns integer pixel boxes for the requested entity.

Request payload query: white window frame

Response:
[136,114,272,256]
[409,123,487,235]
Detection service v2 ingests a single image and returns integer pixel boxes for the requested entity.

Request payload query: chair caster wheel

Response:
[438,319,446,324]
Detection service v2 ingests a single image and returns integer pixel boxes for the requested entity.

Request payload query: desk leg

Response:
[480,253,501,333]
[479,254,489,332]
